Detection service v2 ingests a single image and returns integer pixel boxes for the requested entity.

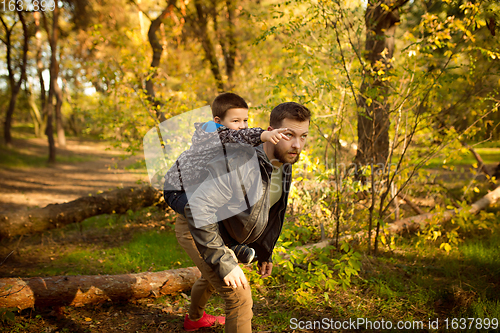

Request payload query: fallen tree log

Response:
[286,185,500,257]
[0,186,162,240]
[387,185,500,233]
[0,267,200,310]
[397,194,425,215]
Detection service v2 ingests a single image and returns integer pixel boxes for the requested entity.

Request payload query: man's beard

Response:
[274,146,301,165]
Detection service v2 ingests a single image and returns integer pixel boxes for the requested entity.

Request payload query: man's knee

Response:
[223,285,253,311]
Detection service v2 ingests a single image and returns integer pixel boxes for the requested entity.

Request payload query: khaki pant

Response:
[175,214,253,333]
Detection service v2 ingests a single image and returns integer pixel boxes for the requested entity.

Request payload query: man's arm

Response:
[184,154,255,283]
[183,161,238,280]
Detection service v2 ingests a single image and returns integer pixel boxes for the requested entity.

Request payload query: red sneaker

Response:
[184,312,225,331]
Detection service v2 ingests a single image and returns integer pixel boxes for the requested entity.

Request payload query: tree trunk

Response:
[25,81,43,137]
[220,0,236,87]
[146,0,176,122]
[0,267,201,310]
[3,93,20,146]
[355,0,409,167]
[42,10,56,163]
[194,0,225,92]
[1,11,29,147]
[355,0,409,253]
[48,3,66,150]
[0,187,162,240]
[54,78,66,148]
[34,11,47,137]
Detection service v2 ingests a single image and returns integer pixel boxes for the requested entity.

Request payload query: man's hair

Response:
[270,102,311,128]
[211,92,248,120]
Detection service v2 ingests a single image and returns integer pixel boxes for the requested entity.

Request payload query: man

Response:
[175,102,311,332]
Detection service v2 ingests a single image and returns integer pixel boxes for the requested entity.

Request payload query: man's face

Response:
[215,108,249,130]
[270,118,309,165]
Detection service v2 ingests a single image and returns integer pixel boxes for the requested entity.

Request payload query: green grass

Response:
[5,124,39,140]
[246,211,500,332]
[475,141,500,148]
[0,145,95,168]
[5,207,191,277]
[460,229,500,276]
[0,146,49,168]
[55,230,193,276]
[0,124,101,168]
[424,147,500,169]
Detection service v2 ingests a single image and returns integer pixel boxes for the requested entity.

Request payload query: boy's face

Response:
[215,108,249,130]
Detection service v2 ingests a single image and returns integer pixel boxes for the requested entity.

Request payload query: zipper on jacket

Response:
[269,164,291,255]
[240,159,272,244]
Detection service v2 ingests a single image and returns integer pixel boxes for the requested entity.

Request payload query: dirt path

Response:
[0,138,230,333]
[0,137,149,213]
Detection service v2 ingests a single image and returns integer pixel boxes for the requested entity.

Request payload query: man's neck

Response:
[263,142,283,168]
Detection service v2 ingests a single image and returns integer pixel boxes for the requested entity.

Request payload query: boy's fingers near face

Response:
[281,133,290,140]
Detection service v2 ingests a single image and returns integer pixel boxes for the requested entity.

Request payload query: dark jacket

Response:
[184,144,292,279]
[164,122,264,191]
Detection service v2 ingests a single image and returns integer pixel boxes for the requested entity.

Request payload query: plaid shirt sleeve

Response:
[217,127,265,146]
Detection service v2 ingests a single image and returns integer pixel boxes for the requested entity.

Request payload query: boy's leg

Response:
[175,214,253,333]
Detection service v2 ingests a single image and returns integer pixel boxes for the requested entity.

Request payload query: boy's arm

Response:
[218,127,265,146]
[218,127,289,146]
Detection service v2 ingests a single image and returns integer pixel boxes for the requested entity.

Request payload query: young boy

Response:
[163,92,288,264]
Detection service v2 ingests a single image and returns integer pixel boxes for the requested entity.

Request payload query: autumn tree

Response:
[145,0,177,122]
[1,10,29,147]
[354,0,409,168]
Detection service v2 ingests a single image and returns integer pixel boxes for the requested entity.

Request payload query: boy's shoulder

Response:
[200,121,223,133]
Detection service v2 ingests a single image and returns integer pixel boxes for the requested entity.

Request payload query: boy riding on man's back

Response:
[163,92,289,264]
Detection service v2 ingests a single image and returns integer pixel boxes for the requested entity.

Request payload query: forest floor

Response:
[0,135,148,213]
[1,132,499,333]
[0,135,228,333]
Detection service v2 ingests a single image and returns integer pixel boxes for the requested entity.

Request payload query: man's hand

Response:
[261,128,290,144]
[258,262,273,278]
[223,265,249,289]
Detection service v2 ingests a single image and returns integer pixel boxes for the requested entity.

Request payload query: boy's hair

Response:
[270,102,311,128]
[212,92,249,120]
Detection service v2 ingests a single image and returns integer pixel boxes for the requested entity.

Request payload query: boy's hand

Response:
[223,265,249,289]
[261,128,290,144]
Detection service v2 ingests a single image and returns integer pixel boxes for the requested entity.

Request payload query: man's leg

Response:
[175,214,253,332]
[175,213,215,320]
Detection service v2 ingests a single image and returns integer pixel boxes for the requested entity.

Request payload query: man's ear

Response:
[267,126,273,131]
[214,116,221,124]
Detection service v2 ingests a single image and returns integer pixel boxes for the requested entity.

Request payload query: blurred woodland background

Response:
[1,0,500,331]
